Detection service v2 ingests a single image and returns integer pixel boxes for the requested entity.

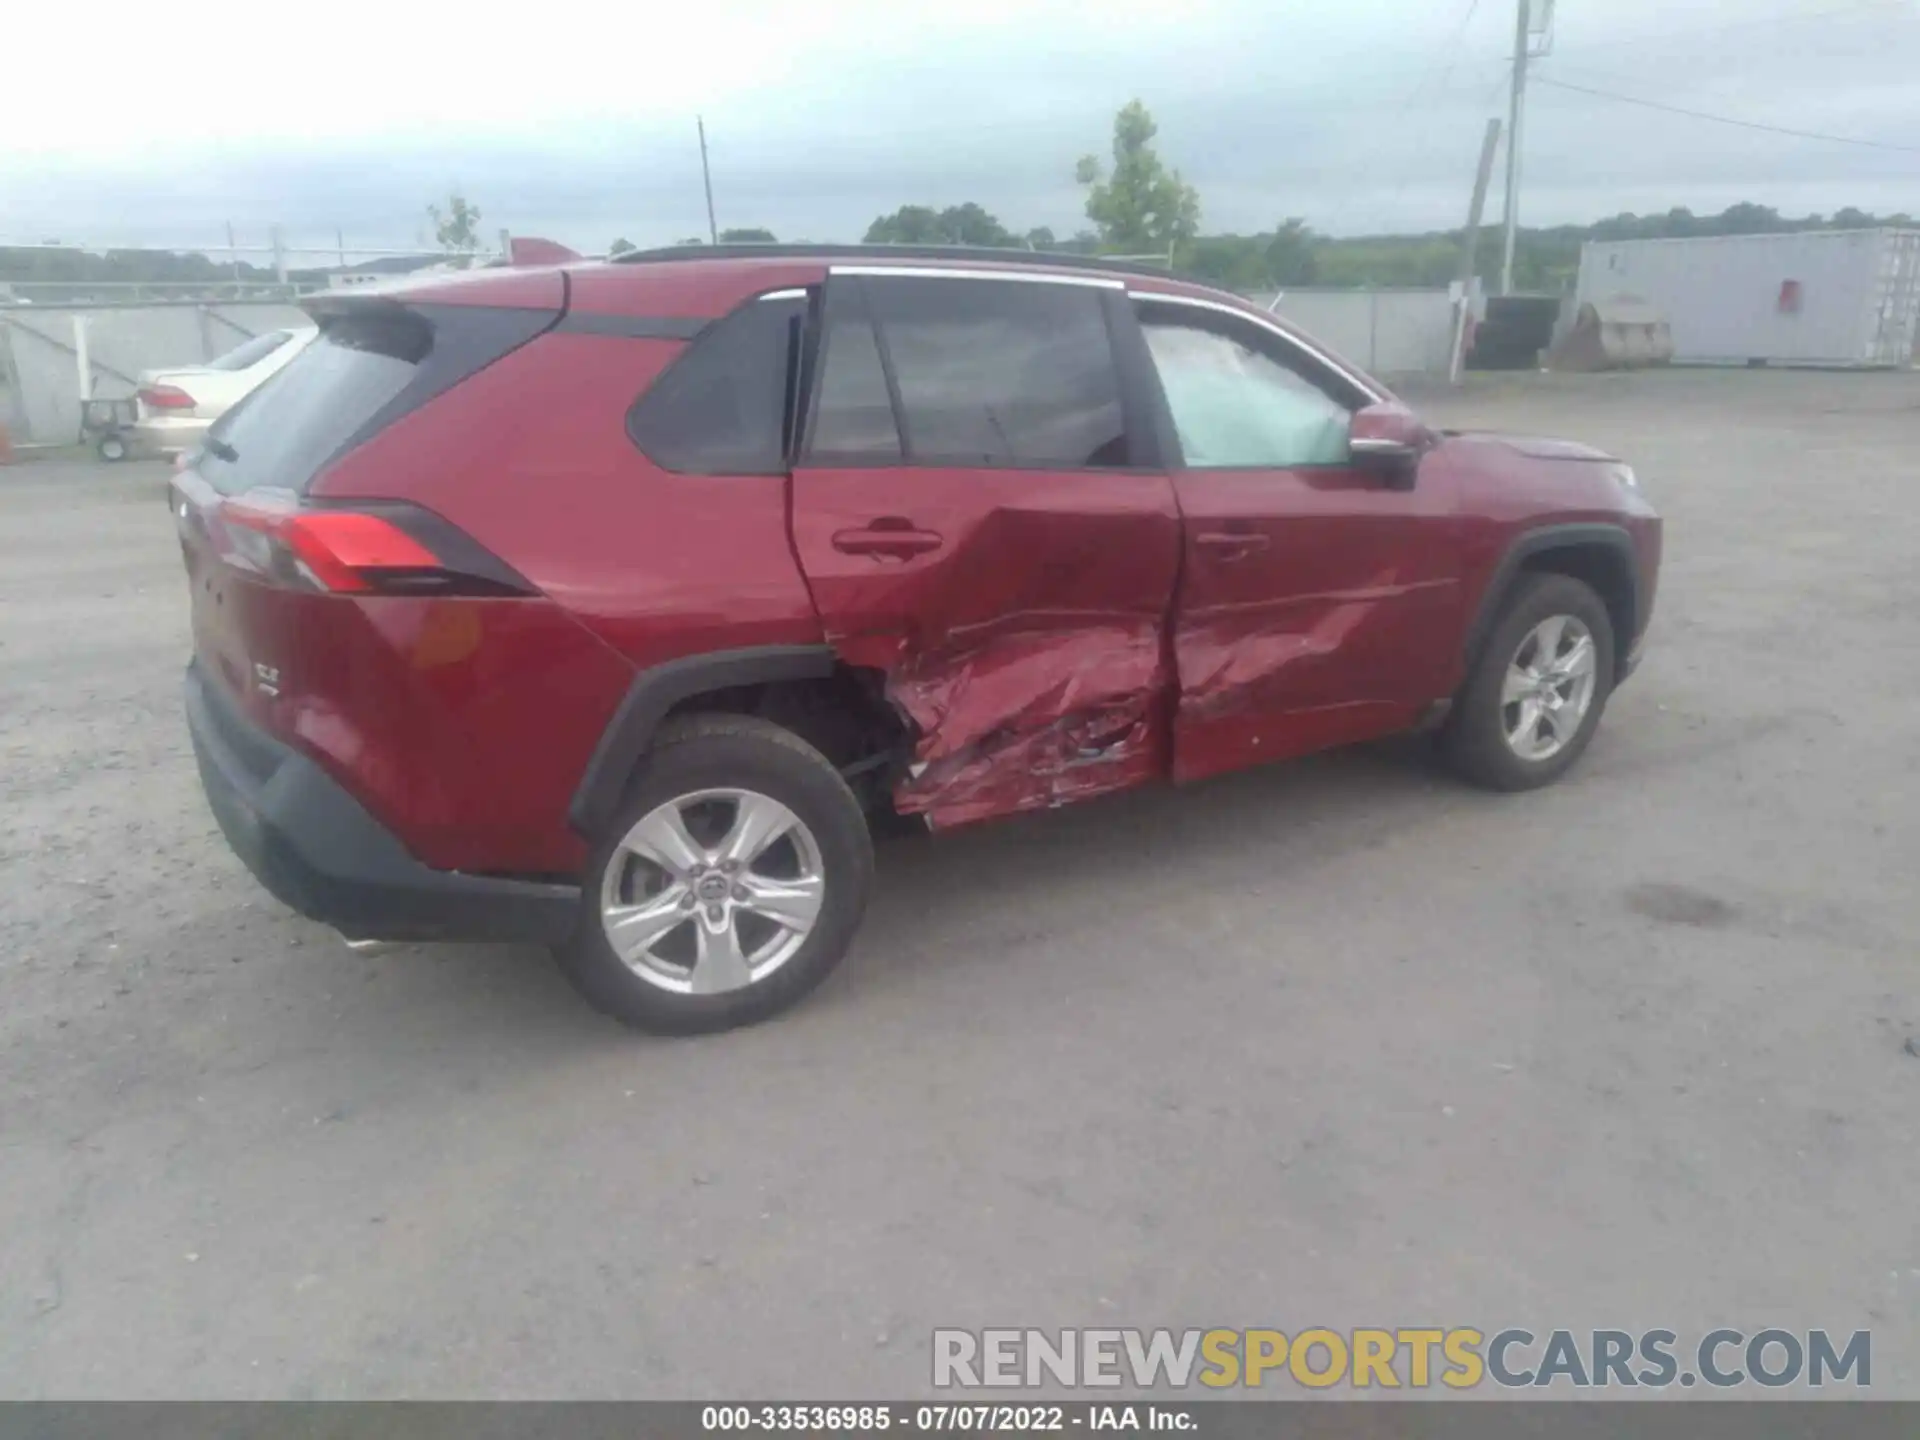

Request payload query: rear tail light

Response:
[213,495,534,597]
[139,384,197,410]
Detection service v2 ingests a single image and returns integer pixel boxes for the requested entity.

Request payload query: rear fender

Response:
[568,646,837,838]
[875,626,1172,830]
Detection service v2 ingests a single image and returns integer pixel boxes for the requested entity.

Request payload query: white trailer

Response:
[1574,229,1920,369]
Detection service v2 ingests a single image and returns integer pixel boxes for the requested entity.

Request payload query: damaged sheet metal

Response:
[1175,597,1378,720]
[886,622,1171,829]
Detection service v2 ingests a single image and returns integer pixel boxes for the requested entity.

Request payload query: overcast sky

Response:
[3,0,1915,259]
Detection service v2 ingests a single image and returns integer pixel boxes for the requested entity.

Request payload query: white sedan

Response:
[125,325,317,459]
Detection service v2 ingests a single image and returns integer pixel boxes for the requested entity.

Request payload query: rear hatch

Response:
[172,281,562,739]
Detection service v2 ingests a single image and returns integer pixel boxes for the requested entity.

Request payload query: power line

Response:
[1544,0,1906,63]
[1532,76,1920,152]
[1319,0,1492,238]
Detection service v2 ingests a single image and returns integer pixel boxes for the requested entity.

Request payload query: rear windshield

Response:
[196,304,550,496]
[206,329,297,372]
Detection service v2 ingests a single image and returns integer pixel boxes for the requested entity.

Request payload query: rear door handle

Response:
[832,518,944,560]
[1195,531,1270,560]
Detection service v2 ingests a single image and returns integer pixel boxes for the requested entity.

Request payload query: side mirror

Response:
[1349,402,1435,489]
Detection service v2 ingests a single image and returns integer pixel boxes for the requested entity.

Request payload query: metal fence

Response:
[0,238,1465,448]
[0,230,521,443]
[1,302,310,446]
[1250,287,1459,377]
[0,228,514,309]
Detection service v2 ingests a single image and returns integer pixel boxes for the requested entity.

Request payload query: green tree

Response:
[609,238,636,256]
[1265,219,1318,285]
[864,204,1016,247]
[865,205,943,243]
[1182,234,1269,289]
[428,192,484,268]
[1710,202,1783,235]
[1024,226,1057,250]
[1663,207,1699,237]
[719,227,777,243]
[1075,101,1200,257]
[939,204,1015,246]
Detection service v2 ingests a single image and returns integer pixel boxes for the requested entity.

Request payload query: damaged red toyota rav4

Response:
[176,245,1661,1033]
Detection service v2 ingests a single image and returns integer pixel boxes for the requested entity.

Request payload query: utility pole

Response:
[1452,117,1504,384]
[697,117,719,245]
[1500,0,1531,295]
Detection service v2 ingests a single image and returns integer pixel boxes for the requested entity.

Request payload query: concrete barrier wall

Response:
[1246,288,1456,379]
[1,302,309,444]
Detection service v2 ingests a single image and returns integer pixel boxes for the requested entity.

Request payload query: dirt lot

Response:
[2,369,1916,1399]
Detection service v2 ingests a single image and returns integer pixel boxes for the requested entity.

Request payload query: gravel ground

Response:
[1,368,1916,1399]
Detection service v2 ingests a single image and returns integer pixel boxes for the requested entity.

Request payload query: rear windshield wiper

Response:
[203,438,238,463]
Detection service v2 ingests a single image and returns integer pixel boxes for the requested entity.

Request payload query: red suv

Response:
[176,246,1661,1032]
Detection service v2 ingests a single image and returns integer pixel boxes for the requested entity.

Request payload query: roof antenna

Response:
[698,117,719,245]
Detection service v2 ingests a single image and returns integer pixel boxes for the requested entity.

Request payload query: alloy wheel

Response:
[1501,614,1599,762]
[599,788,826,996]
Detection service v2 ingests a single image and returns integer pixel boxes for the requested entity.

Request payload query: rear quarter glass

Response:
[195,304,555,496]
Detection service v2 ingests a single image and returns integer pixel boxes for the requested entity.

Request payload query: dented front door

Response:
[1135,297,1464,784]
[790,271,1181,828]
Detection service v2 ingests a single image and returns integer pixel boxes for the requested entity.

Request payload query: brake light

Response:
[139,384,196,409]
[214,497,531,597]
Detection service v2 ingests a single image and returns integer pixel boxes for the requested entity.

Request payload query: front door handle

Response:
[1195,531,1270,561]
[832,517,944,560]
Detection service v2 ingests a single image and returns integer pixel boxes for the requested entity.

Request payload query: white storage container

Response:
[1574,229,1920,368]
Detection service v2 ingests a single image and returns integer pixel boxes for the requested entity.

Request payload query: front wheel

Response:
[555,714,874,1034]
[1443,572,1616,791]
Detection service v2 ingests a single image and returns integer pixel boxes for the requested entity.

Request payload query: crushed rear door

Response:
[788,270,1181,827]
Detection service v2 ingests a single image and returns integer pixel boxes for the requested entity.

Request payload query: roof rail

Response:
[608,242,1179,281]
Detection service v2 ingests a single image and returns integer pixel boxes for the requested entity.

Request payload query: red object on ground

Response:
[0,422,12,464]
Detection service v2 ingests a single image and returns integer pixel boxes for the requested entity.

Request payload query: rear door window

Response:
[806,281,904,462]
[628,293,806,474]
[196,304,550,496]
[862,276,1130,468]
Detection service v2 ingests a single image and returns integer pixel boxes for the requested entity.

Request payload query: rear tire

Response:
[1443,572,1615,792]
[97,434,128,462]
[554,714,873,1034]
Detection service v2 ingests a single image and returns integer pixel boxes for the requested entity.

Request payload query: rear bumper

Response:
[184,662,579,944]
[129,415,211,457]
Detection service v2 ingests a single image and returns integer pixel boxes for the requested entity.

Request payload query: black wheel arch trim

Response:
[568,645,839,838]
[1463,522,1644,681]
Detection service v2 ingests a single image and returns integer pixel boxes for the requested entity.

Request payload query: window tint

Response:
[197,304,548,496]
[628,295,804,474]
[207,329,294,372]
[198,316,422,496]
[808,287,903,461]
[865,278,1128,468]
[1140,312,1353,468]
